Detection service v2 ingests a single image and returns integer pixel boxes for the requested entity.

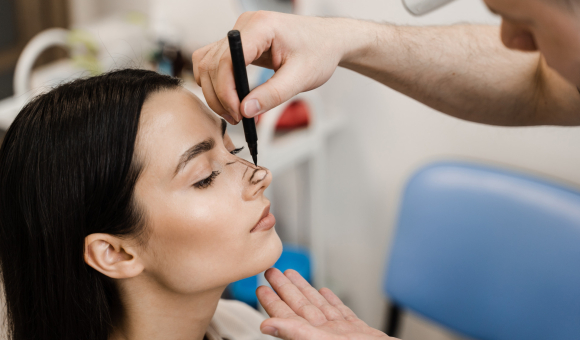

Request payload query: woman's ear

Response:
[84,233,144,279]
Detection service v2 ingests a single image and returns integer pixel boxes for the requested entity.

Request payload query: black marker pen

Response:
[227,30,258,166]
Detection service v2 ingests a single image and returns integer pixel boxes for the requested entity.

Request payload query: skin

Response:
[491,0,580,86]
[83,88,283,340]
[191,0,580,339]
[258,268,392,340]
[192,1,580,126]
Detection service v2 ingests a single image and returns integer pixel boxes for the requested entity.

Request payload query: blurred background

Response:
[1,0,580,340]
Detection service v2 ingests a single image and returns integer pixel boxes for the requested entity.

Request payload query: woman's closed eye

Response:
[193,147,244,189]
[194,170,220,189]
[230,146,244,155]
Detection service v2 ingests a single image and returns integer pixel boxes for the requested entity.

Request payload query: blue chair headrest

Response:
[385,162,580,340]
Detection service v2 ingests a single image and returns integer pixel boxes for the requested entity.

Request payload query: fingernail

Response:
[222,114,234,124]
[244,99,262,117]
[261,326,278,337]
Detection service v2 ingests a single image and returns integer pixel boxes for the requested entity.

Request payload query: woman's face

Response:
[133,88,282,293]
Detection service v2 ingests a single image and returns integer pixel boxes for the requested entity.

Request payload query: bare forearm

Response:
[193,12,580,126]
[338,20,580,126]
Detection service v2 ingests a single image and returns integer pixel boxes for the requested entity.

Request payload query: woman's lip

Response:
[251,205,276,233]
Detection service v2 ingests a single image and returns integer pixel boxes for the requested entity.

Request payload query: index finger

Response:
[319,287,359,322]
[256,285,297,319]
[264,268,328,326]
[284,269,345,321]
[212,47,243,120]
[192,43,214,86]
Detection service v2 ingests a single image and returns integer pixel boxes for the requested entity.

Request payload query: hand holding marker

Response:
[227,30,258,165]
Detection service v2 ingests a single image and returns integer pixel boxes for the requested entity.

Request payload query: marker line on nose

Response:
[249,168,260,183]
[251,173,267,185]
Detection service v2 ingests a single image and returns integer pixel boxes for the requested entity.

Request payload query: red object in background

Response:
[257,100,310,131]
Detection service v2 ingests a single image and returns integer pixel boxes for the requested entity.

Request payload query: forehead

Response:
[136,89,220,163]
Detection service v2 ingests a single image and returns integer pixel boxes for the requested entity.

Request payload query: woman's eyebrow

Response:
[173,138,215,177]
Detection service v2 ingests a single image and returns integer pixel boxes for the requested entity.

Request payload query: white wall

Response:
[69,0,150,25]
[69,0,243,52]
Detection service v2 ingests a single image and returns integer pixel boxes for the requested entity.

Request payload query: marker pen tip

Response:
[252,154,258,166]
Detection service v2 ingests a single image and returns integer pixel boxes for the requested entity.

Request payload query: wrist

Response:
[337,19,396,69]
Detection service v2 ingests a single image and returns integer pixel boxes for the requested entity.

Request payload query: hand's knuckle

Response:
[269,300,286,309]
[320,304,338,314]
[281,311,296,319]
[207,60,219,74]
[192,50,202,62]
[270,85,283,105]
[345,315,359,322]
[239,11,254,21]
[218,51,230,64]
[253,10,272,22]
[198,59,210,73]
[276,281,293,290]
[303,286,318,294]
[296,303,311,314]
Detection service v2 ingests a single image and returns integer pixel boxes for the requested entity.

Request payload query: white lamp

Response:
[402,0,457,15]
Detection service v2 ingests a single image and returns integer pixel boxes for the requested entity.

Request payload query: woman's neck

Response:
[110,275,226,340]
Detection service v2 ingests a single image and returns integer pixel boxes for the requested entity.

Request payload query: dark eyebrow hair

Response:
[174,138,215,177]
[221,119,227,137]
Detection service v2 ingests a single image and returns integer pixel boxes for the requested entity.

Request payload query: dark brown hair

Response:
[0,69,181,340]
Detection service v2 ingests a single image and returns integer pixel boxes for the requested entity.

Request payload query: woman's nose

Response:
[242,165,272,201]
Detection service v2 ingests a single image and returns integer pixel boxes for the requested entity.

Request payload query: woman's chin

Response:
[268,232,284,266]
[241,232,283,280]
[258,231,283,272]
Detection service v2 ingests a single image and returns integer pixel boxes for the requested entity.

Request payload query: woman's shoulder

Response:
[207,299,276,340]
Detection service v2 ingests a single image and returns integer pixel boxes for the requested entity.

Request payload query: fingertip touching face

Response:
[133,88,282,293]
[484,0,580,86]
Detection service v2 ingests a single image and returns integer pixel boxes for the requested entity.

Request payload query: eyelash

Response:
[230,146,244,155]
[192,147,244,189]
[193,170,220,189]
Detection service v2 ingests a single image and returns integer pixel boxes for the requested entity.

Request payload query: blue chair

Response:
[384,161,580,340]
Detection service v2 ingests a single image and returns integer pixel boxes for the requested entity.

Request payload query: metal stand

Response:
[386,302,402,338]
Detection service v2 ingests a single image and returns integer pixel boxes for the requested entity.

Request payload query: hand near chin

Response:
[256,268,397,340]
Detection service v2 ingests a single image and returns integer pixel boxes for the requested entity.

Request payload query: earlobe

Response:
[84,234,144,279]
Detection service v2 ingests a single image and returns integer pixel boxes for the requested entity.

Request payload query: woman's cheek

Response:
[190,190,239,229]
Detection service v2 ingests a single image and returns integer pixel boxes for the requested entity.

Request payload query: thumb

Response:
[261,318,328,340]
[240,62,306,118]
